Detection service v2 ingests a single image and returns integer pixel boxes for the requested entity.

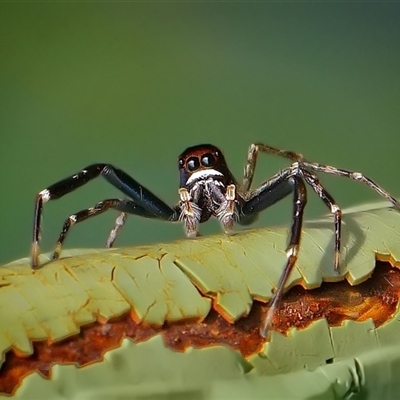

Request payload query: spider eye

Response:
[187,157,200,172]
[179,158,184,167]
[201,153,215,167]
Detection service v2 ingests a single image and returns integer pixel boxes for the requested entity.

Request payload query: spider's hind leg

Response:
[302,161,400,210]
[301,169,342,271]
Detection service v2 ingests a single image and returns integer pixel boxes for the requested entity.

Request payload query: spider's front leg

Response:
[32,164,179,268]
[259,176,307,338]
[239,169,307,337]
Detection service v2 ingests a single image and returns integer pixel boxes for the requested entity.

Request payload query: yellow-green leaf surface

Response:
[2,201,400,399]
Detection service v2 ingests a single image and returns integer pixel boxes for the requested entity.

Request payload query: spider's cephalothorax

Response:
[177,144,240,237]
[31,142,400,338]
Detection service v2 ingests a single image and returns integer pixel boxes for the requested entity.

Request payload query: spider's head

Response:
[178,144,236,188]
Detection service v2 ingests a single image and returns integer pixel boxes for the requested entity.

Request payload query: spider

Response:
[31,143,400,337]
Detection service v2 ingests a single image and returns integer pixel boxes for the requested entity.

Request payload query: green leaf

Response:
[1,201,400,399]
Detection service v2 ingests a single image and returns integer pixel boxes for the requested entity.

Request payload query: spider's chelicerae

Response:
[32,143,400,337]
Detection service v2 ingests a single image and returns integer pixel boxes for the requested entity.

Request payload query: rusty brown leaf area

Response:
[1,261,400,395]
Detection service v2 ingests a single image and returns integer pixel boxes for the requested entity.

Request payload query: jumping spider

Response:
[32,143,400,337]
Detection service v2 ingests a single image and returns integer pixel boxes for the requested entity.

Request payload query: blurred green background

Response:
[1,3,399,265]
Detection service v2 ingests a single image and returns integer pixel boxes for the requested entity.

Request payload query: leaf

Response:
[1,201,400,398]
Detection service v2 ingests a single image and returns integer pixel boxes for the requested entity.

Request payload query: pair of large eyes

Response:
[180,153,216,172]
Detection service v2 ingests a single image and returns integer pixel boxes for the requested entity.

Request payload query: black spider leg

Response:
[244,173,307,337]
[298,161,400,267]
[239,167,307,338]
[244,143,400,209]
[243,143,400,269]
[301,161,400,210]
[52,199,155,261]
[32,164,179,268]
[242,144,341,269]
[242,143,303,193]
[240,169,295,216]
[300,169,342,271]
